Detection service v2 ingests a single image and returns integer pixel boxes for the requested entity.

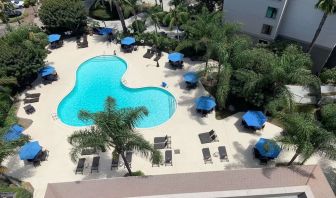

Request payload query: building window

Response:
[266,7,277,19]
[261,24,273,35]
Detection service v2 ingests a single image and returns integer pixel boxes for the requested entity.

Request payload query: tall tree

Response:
[275,112,336,165]
[68,97,161,175]
[306,0,336,53]
[145,6,164,34]
[163,5,188,40]
[39,0,87,33]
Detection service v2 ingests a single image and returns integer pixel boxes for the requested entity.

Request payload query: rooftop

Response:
[45,165,334,198]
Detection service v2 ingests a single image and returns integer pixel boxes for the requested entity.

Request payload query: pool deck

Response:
[3,35,329,198]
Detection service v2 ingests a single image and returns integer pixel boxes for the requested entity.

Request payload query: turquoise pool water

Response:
[57,56,176,128]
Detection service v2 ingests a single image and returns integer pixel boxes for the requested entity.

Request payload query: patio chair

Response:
[125,151,132,168]
[259,158,268,165]
[143,49,154,59]
[75,158,86,174]
[154,135,171,144]
[202,148,212,164]
[165,150,173,166]
[199,130,218,144]
[91,156,100,173]
[39,150,49,161]
[23,97,39,104]
[25,93,41,99]
[153,51,162,61]
[111,153,119,170]
[23,104,35,114]
[154,141,169,149]
[218,146,228,162]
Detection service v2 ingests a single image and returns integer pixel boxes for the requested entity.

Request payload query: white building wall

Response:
[223,0,288,40]
[278,0,336,49]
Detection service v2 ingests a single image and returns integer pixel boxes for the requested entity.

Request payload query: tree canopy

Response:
[39,0,87,33]
[0,25,48,87]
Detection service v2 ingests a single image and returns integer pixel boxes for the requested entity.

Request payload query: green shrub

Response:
[39,0,87,33]
[0,184,32,198]
[320,68,336,84]
[124,170,145,177]
[131,20,146,33]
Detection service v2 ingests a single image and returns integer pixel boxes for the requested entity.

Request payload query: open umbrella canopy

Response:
[19,141,42,160]
[3,124,24,142]
[255,138,281,159]
[40,65,56,77]
[121,37,135,45]
[48,34,61,43]
[168,52,184,62]
[98,27,113,35]
[195,96,216,111]
[242,111,267,129]
[183,72,198,84]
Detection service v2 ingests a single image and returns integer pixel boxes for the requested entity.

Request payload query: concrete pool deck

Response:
[3,35,329,198]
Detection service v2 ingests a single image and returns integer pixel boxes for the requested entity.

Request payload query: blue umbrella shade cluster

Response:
[48,34,61,43]
[168,52,184,62]
[98,27,113,35]
[183,72,198,89]
[195,96,216,116]
[40,65,56,77]
[242,111,267,130]
[254,138,281,159]
[121,37,136,45]
[3,124,24,142]
[168,52,184,69]
[19,141,42,160]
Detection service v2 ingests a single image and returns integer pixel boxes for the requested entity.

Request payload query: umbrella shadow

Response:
[224,140,260,170]
[5,155,36,180]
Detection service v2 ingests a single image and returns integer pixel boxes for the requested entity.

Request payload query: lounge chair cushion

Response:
[218,146,228,161]
[75,158,86,174]
[165,150,172,166]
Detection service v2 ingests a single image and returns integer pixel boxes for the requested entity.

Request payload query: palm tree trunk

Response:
[113,0,128,33]
[176,27,179,40]
[287,151,300,166]
[300,157,309,165]
[154,24,157,34]
[120,152,132,176]
[307,12,328,53]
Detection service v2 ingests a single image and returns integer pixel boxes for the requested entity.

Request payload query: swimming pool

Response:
[57,55,176,128]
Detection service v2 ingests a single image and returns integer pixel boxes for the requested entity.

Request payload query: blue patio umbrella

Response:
[183,72,198,84]
[3,124,24,142]
[168,52,184,62]
[255,138,281,159]
[48,34,61,43]
[98,27,113,35]
[40,66,56,77]
[242,111,267,129]
[121,37,135,45]
[19,141,42,160]
[195,96,216,111]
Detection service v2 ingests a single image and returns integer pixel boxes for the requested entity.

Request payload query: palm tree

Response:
[275,112,336,165]
[68,97,161,175]
[307,0,336,53]
[163,5,188,40]
[276,113,317,165]
[145,6,164,34]
[94,0,128,33]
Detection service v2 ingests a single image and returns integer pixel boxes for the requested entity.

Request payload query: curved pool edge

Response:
[57,55,178,129]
